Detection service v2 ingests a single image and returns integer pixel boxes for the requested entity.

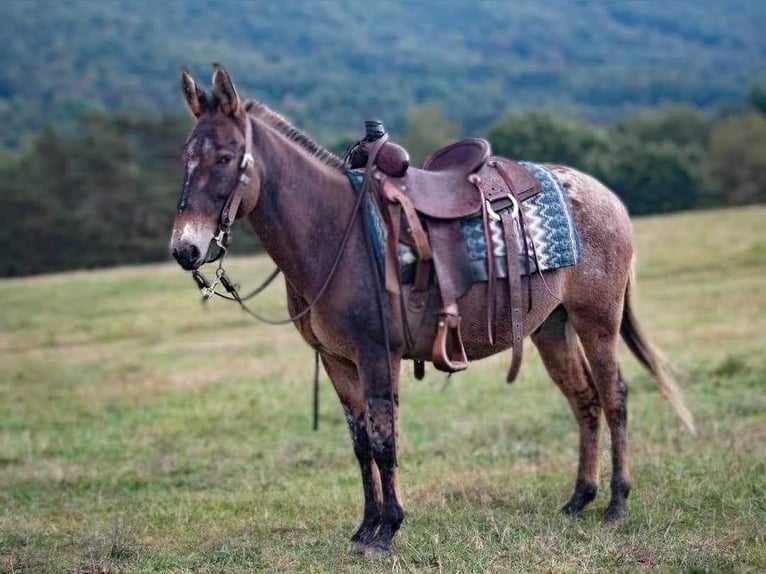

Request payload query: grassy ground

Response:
[1,205,764,573]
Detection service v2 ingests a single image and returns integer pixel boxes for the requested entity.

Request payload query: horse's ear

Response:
[180,69,205,118]
[211,63,241,116]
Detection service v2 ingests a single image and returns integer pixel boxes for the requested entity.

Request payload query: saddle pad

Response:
[345,162,580,284]
[518,161,580,271]
[454,161,581,281]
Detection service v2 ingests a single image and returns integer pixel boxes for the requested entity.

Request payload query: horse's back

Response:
[546,164,634,319]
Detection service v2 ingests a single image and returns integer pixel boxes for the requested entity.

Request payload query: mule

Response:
[169,65,693,557]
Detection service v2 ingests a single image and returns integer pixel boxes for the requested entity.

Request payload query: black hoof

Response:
[561,500,585,516]
[350,523,379,553]
[561,480,598,516]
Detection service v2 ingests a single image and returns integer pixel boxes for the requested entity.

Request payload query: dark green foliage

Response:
[401,105,461,166]
[1,0,764,276]
[0,114,258,277]
[747,84,766,114]
[591,139,703,215]
[486,106,730,215]
[1,94,764,277]
[1,0,765,145]
[487,112,608,167]
[612,107,712,150]
[0,114,188,276]
[594,108,712,214]
[705,112,766,206]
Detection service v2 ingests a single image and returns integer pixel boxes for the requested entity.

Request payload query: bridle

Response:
[188,116,389,327]
[211,111,256,253]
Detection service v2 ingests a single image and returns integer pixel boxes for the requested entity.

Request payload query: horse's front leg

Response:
[358,349,404,557]
[320,354,383,554]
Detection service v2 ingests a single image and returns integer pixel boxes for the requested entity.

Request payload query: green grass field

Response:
[1,206,764,573]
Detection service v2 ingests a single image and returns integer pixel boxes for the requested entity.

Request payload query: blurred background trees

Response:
[401,105,460,166]
[705,112,766,206]
[0,0,764,277]
[2,97,762,277]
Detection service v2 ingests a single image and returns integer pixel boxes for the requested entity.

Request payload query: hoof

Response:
[561,481,598,516]
[349,523,380,555]
[561,500,585,516]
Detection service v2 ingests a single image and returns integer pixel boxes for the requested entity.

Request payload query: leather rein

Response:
[189,115,387,327]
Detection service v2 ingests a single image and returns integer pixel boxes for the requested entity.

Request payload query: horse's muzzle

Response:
[172,237,226,271]
[172,242,204,270]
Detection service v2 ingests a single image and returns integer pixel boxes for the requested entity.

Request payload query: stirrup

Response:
[432,312,468,373]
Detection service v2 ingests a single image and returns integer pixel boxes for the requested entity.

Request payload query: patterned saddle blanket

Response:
[349,161,580,286]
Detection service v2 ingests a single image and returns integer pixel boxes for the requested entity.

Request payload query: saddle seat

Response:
[393,138,490,219]
[423,137,491,173]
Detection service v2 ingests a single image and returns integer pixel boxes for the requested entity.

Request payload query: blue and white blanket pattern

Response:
[457,162,580,272]
[347,161,580,278]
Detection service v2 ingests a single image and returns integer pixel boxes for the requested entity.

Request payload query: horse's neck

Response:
[247,122,355,296]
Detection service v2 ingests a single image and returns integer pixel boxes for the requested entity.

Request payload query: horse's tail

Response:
[621,275,696,434]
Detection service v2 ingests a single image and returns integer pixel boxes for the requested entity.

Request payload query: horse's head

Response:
[170,65,261,270]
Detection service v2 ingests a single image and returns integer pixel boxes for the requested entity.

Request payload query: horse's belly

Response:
[401,269,566,363]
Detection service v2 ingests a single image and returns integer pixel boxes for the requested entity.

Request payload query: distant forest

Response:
[1,0,765,145]
[1,0,765,277]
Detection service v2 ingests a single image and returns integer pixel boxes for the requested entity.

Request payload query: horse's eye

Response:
[217,155,233,165]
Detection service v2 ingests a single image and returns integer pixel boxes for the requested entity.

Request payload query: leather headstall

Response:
[211,112,256,252]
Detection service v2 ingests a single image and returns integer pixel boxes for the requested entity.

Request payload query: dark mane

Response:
[244,99,345,171]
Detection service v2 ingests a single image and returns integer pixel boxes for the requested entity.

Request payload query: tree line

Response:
[1,91,764,277]
[403,88,765,215]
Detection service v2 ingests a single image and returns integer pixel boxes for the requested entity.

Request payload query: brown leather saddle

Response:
[354,134,542,381]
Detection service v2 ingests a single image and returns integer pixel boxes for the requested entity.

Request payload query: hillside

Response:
[1,0,765,144]
[1,206,764,571]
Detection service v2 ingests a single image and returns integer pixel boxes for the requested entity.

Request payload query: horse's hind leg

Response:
[532,306,601,515]
[568,302,632,523]
[320,354,383,554]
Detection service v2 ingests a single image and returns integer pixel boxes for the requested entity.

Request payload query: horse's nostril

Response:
[172,242,203,269]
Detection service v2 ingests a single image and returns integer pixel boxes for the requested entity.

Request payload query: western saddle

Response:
[347,121,542,382]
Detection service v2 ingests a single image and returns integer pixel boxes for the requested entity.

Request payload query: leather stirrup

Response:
[432,303,468,373]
